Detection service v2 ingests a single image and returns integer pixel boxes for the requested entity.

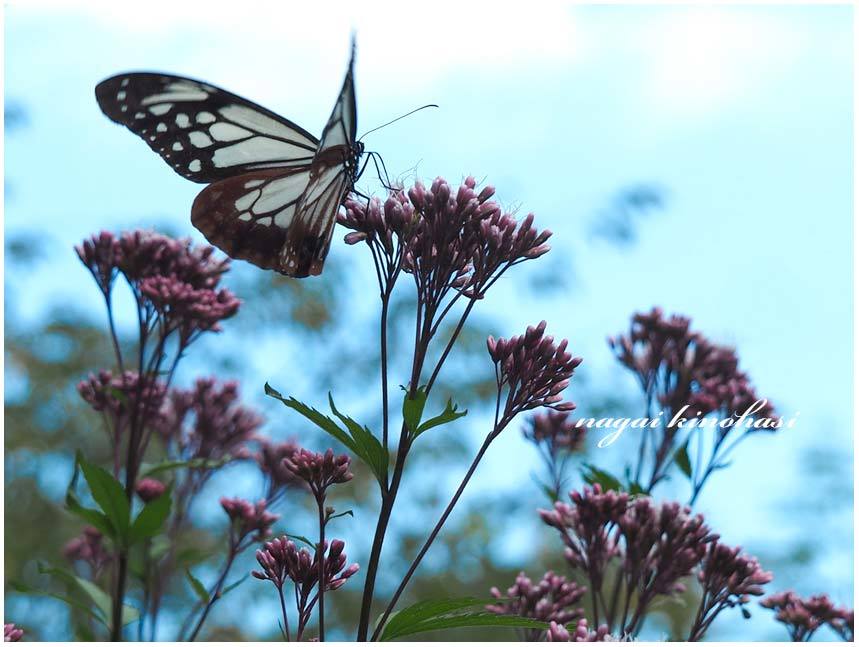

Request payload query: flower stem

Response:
[188,549,238,641]
[317,499,327,642]
[371,430,498,640]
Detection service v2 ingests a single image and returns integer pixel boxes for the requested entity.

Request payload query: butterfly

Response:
[95,42,363,277]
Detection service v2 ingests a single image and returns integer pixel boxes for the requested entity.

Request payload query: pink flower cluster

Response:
[341,177,552,302]
[488,321,582,417]
[761,591,854,641]
[220,497,279,543]
[282,448,353,499]
[156,378,262,464]
[487,571,586,641]
[63,526,112,577]
[609,307,774,421]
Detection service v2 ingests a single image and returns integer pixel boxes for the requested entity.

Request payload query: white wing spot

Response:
[189,159,202,172]
[244,179,264,189]
[120,105,128,112]
[196,111,216,124]
[210,122,252,142]
[156,123,167,132]
[274,208,294,228]
[176,114,191,128]
[172,142,184,151]
[189,131,213,148]
[117,91,127,100]
[120,78,129,87]
[238,213,252,222]
[218,104,304,139]
[134,112,146,119]
[149,104,172,116]
[213,137,312,167]
[234,190,261,211]
[141,90,207,105]
[149,136,156,141]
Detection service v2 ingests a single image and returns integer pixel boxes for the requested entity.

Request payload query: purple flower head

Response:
[282,448,353,499]
[220,497,279,543]
[135,477,167,503]
[617,499,716,599]
[138,275,240,340]
[157,377,263,464]
[524,411,586,454]
[77,370,167,442]
[689,542,772,640]
[76,230,121,294]
[341,191,416,254]
[254,536,359,591]
[63,526,112,577]
[488,321,582,418]
[487,571,586,641]
[761,591,854,642]
[115,230,229,288]
[342,177,551,306]
[547,619,615,642]
[255,437,304,499]
[4,624,23,642]
[539,485,628,579]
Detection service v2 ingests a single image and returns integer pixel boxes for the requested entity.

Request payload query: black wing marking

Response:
[191,168,312,271]
[95,73,319,183]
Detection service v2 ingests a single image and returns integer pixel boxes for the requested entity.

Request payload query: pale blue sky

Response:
[5,3,853,640]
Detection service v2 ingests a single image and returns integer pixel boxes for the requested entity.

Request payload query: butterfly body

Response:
[95,44,361,277]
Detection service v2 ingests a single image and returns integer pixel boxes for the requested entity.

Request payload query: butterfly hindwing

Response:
[95,73,319,183]
[191,168,312,271]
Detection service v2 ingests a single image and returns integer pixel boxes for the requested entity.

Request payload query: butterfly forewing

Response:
[279,45,362,277]
[97,40,363,278]
[95,73,319,183]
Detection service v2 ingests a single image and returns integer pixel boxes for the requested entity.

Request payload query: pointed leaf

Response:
[185,568,210,604]
[378,597,494,641]
[129,489,172,542]
[78,455,130,542]
[402,387,428,434]
[37,563,139,625]
[328,393,388,485]
[415,399,467,437]
[674,442,692,479]
[384,611,548,640]
[265,383,358,454]
[581,464,623,492]
[219,574,250,598]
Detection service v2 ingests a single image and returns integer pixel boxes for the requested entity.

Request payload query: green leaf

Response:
[327,509,354,522]
[9,579,107,625]
[265,382,388,486]
[402,387,428,434]
[185,568,210,604]
[414,399,467,437]
[328,393,388,485]
[581,463,623,492]
[286,533,315,548]
[377,597,492,641]
[129,490,172,542]
[218,574,250,598]
[265,383,358,454]
[140,456,232,477]
[149,535,172,561]
[387,612,548,640]
[674,442,692,479]
[37,564,139,625]
[78,455,130,543]
[65,491,115,539]
[627,481,647,496]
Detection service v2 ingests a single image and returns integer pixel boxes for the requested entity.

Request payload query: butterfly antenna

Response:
[358,104,438,140]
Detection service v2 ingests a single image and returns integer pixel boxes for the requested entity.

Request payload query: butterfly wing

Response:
[278,44,361,277]
[191,167,313,271]
[95,73,319,182]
